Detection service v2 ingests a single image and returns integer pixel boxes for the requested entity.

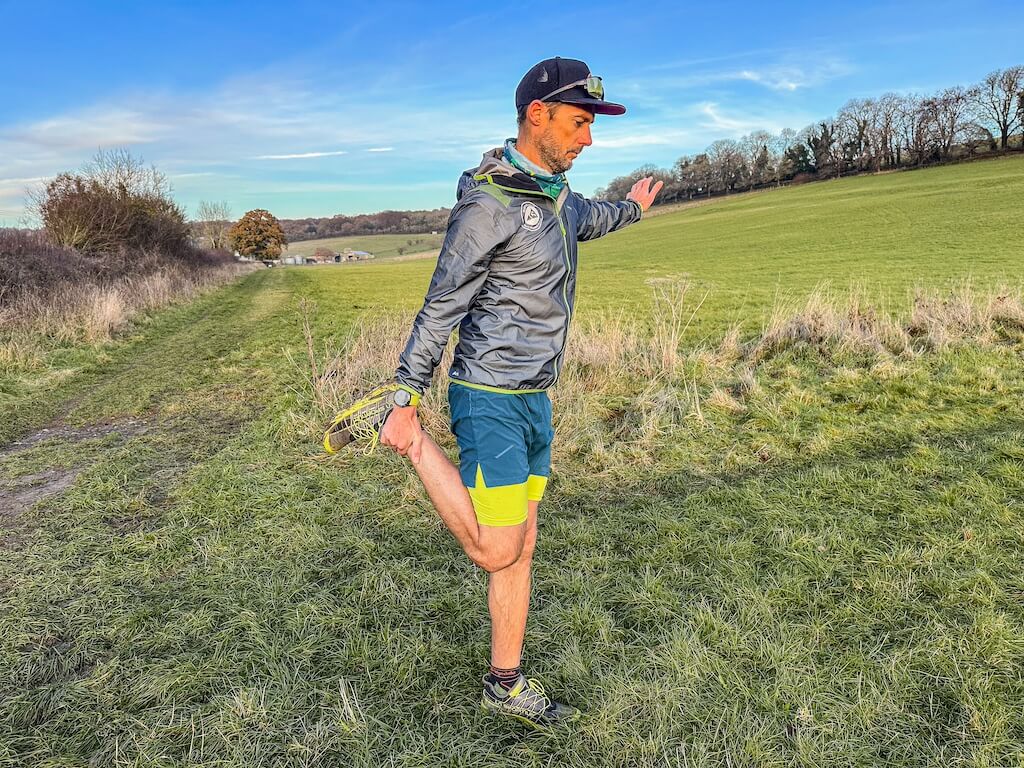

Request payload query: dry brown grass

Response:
[293,303,456,450]
[752,287,911,361]
[907,285,1024,349]
[298,280,1024,471]
[751,283,1024,361]
[0,263,255,345]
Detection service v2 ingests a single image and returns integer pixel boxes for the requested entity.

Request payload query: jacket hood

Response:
[457,147,545,201]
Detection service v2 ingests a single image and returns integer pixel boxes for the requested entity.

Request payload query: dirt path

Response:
[0,269,285,549]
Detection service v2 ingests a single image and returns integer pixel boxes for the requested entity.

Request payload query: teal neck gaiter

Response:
[503,138,566,200]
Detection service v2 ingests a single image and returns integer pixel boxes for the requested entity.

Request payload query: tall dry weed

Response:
[300,280,1023,471]
[752,286,911,361]
[0,263,253,361]
[907,284,1024,349]
[294,302,457,446]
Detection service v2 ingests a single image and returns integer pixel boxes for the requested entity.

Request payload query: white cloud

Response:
[366,146,394,152]
[0,176,47,189]
[738,69,800,91]
[694,102,795,136]
[625,55,855,103]
[254,150,349,160]
[592,134,674,149]
[3,108,167,151]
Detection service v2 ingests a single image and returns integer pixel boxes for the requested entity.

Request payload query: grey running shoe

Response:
[481,673,581,730]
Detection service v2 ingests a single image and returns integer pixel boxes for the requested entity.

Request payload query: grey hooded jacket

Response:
[395,147,643,395]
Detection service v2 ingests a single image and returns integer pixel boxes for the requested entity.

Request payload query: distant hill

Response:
[280,207,451,243]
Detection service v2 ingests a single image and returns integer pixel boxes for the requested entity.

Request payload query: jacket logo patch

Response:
[521,202,542,232]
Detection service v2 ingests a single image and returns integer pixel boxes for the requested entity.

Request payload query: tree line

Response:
[596,65,1024,203]
[279,208,451,243]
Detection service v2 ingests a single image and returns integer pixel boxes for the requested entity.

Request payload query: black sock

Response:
[487,665,521,691]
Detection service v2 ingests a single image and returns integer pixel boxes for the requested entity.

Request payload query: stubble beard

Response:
[537,127,576,174]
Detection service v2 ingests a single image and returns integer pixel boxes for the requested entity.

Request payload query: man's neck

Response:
[511,135,552,174]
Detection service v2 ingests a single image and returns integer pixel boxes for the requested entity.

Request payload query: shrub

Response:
[30,149,190,256]
[0,229,93,303]
[0,228,233,308]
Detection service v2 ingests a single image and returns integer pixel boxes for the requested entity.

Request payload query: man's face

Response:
[536,103,595,174]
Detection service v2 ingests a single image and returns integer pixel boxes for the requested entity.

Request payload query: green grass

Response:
[1,156,1023,766]
[284,232,445,260]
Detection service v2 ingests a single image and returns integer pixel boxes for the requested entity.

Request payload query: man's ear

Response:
[526,99,549,127]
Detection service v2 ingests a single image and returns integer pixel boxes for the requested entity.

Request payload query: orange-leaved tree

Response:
[229,209,287,259]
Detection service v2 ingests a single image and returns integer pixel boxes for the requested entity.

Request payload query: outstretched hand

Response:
[627,176,664,212]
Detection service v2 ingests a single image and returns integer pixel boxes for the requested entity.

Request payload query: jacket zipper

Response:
[552,199,571,383]
[480,179,573,386]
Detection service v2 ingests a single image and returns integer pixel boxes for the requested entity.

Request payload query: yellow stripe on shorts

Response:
[466,466,550,527]
[468,464,528,527]
[526,474,548,502]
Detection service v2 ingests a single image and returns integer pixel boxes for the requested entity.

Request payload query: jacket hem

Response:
[448,379,548,395]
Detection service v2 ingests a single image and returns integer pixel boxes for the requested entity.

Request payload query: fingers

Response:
[627,176,663,211]
[379,411,422,461]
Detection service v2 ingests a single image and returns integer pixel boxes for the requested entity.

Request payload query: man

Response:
[380,57,662,728]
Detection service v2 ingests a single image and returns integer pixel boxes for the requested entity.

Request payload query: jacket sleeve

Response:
[571,192,644,242]
[395,195,510,395]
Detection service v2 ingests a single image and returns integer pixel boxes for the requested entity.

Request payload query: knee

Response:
[474,539,525,573]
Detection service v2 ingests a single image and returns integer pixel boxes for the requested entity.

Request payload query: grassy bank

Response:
[1,157,1023,766]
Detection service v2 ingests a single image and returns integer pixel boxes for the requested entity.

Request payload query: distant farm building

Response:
[279,247,375,265]
[340,249,375,262]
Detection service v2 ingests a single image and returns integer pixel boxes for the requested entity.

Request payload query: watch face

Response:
[393,389,412,407]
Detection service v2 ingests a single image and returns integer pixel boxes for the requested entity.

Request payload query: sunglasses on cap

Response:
[539,75,604,103]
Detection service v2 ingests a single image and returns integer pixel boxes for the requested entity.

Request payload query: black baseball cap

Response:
[515,57,626,116]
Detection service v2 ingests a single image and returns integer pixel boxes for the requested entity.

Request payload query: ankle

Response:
[487,664,521,690]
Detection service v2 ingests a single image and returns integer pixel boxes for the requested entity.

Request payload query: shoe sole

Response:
[480,701,580,731]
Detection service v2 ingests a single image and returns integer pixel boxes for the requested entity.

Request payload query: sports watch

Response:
[392,388,414,408]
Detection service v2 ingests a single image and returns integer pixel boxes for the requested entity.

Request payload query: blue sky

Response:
[1,0,1022,224]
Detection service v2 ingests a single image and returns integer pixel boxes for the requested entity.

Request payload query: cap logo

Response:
[538,68,549,82]
[521,202,542,231]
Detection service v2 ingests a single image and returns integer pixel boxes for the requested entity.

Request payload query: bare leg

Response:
[489,500,539,669]
[410,432,525,572]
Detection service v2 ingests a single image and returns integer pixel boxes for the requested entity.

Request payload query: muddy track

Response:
[0,417,152,548]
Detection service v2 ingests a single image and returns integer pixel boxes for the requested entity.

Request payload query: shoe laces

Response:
[524,678,552,709]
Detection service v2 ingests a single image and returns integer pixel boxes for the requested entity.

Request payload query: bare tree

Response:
[876,93,904,168]
[740,130,773,188]
[926,86,974,160]
[972,66,1024,150]
[896,95,940,166]
[836,99,876,172]
[961,121,996,156]
[706,139,746,193]
[1018,91,1024,145]
[195,200,233,250]
[769,129,797,184]
[667,153,713,199]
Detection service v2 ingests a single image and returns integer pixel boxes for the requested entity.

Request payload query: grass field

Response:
[1,155,1023,766]
[284,232,445,260]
